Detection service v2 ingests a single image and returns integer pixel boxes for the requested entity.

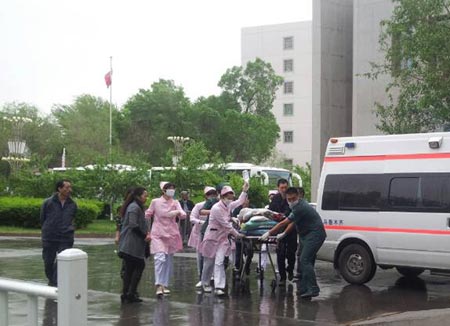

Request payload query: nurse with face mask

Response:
[145,182,186,296]
[199,182,249,296]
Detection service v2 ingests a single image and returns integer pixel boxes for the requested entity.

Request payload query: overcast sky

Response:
[0,0,312,114]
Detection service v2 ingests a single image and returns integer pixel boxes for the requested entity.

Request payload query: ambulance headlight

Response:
[428,136,443,149]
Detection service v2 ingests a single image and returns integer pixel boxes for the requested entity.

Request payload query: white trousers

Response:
[154,253,173,287]
[201,246,227,289]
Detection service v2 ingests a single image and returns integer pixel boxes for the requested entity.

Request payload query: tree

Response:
[189,94,280,163]
[366,0,450,133]
[149,140,224,198]
[0,102,64,170]
[118,79,191,165]
[218,58,284,118]
[293,163,311,201]
[53,95,119,165]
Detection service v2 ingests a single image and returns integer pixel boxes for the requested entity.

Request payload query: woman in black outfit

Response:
[118,187,149,303]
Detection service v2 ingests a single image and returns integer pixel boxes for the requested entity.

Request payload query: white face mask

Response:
[165,189,175,198]
[223,198,233,206]
[288,200,299,209]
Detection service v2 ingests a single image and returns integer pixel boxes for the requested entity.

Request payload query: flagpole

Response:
[109,56,113,159]
[108,56,113,221]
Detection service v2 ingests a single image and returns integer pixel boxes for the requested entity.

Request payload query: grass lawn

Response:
[0,219,117,237]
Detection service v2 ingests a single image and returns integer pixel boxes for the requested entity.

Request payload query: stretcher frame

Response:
[236,235,279,290]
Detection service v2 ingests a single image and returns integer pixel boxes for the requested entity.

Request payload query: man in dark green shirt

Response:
[260,187,326,299]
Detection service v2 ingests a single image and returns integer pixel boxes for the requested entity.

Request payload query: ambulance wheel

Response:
[396,267,424,278]
[338,243,376,285]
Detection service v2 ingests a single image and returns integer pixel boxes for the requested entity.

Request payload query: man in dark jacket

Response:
[40,180,77,286]
[268,178,297,285]
[261,187,326,299]
[179,191,195,243]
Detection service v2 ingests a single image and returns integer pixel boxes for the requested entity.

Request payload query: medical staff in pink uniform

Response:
[188,186,218,289]
[145,182,186,296]
[199,182,249,296]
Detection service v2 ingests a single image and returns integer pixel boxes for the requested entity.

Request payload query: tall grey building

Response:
[311,0,394,200]
[241,21,312,167]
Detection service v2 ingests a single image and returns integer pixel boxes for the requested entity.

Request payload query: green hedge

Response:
[0,197,102,229]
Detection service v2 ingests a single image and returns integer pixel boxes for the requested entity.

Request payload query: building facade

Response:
[311,0,394,200]
[241,21,313,167]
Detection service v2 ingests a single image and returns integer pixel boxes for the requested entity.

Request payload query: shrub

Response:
[0,196,102,229]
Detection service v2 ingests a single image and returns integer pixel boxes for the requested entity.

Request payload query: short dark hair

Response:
[55,179,71,192]
[277,178,289,187]
[285,187,299,195]
[163,182,176,190]
[298,187,305,197]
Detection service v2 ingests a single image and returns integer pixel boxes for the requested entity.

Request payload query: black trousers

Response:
[42,240,74,286]
[276,231,297,280]
[121,253,145,296]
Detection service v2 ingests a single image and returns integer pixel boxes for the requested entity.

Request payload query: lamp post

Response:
[167,136,190,166]
[1,116,32,173]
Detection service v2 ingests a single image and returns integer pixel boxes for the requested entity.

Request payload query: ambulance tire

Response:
[396,267,424,278]
[338,243,376,285]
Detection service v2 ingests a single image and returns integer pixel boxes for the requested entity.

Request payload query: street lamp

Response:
[167,136,190,166]
[1,116,32,173]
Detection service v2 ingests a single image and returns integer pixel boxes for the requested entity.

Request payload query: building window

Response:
[284,81,293,94]
[283,103,294,116]
[284,159,293,168]
[284,131,294,143]
[284,59,294,72]
[283,36,293,50]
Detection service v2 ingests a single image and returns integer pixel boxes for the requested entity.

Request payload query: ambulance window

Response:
[421,176,450,209]
[389,177,419,207]
[322,176,339,210]
[322,174,382,210]
[339,175,382,210]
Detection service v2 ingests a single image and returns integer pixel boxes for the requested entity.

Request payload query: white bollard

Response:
[0,291,8,326]
[57,248,88,326]
[27,295,38,326]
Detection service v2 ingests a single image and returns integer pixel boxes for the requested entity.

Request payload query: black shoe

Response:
[120,294,129,304]
[293,274,301,282]
[278,279,286,287]
[300,292,319,299]
[288,271,294,282]
[127,294,143,303]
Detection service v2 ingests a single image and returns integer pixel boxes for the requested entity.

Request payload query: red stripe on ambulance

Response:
[325,225,450,235]
[324,152,450,162]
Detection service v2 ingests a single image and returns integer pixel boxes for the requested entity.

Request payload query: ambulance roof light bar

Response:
[428,136,443,149]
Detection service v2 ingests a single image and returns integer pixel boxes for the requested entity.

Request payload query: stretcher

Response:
[235,235,279,291]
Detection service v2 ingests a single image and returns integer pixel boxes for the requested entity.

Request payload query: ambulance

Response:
[316,132,450,284]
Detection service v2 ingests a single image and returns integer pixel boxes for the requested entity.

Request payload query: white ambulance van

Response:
[316,132,450,284]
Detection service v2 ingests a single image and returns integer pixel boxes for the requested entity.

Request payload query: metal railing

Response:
[0,248,87,326]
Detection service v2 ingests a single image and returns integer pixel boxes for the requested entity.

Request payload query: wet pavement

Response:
[1,237,450,325]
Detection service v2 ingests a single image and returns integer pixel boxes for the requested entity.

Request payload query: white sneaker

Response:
[214,289,225,296]
[203,285,212,293]
[163,287,170,295]
[195,281,202,289]
[156,285,163,296]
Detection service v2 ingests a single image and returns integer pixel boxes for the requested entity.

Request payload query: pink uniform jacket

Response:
[145,196,186,255]
[199,192,247,259]
[187,201,208,250]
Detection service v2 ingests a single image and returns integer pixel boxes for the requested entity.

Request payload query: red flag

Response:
[104,71,112,88]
